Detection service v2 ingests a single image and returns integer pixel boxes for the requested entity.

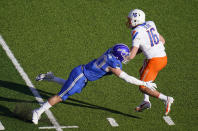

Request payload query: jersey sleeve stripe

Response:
[132,32,139,40]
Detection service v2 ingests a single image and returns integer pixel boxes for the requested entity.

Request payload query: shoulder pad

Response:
[147,21,155,26]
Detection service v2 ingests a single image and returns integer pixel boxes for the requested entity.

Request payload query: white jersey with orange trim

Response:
[131,21,166,59]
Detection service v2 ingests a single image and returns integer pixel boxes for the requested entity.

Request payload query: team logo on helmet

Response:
[127,9,145,28]
[118,48,129,56]
[133,13,137,17]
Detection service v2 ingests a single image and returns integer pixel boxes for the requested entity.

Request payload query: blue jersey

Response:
[83,48,122,81]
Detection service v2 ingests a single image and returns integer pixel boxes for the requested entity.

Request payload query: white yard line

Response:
[163,116,175,125]
[0,35,62,131]
[0,121,5,130]
[39,126,79,129]
[106,118,119,127]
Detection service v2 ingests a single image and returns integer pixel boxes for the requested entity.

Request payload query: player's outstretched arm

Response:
[109,67,157,90]
[129,46,139,60]
[159,34,165,44]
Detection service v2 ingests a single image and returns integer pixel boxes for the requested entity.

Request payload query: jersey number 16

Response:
[146,28,159,47]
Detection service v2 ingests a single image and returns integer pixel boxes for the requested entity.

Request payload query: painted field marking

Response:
[0,121,5,130]
[107,118,119,127]
[163,116,175,125]
[0,35,63,131]
[39,126,78,129]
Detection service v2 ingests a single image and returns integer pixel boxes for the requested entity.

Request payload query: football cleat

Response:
[165,97,174,115]
[36,72,54,81]
[135,101,151,112]
[32,109,41,125]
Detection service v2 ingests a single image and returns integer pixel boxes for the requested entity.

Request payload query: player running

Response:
[126,9,174,115]
[32,43,157,125]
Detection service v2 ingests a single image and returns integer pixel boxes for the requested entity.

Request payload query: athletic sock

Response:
[158,93,168,101]
[37,101,52,116]
[144,94,150,102]
[51,77,66,85]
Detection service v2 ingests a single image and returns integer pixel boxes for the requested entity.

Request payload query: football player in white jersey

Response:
[127,9,174,115]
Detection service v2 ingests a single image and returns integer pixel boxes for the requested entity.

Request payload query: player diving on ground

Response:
[32,44,158,124]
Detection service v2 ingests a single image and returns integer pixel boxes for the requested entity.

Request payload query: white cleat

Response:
[32,109,41,125]
[135,101,151,112]
[36,72,54,81]
[165,96,174,116]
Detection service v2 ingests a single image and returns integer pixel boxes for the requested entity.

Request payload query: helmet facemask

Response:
[126,17,133,29]
[122,54,130,64]
[119,49,130,64]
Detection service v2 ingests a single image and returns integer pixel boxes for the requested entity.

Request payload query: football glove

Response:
[144,81,157,91]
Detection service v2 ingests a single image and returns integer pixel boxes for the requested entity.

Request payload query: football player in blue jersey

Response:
[32,43,157,125]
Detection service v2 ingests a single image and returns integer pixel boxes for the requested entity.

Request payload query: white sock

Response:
[51,77,66,86]
[144,94,150,102]
[37,101,52,116]
[158,93,167,101]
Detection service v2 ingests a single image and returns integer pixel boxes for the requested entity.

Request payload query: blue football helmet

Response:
[112,44,130,64]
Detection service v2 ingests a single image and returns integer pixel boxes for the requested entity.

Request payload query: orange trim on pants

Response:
[139,56,167,89]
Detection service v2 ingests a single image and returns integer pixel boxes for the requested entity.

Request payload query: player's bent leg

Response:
[58,76,87,101]
[165,96,174,115]
[135,101,151,112]
[36,72,66,85]
[58,66,87,99]
[135,71,157,112]
[36,72,55,81]
[48,95,63,106]
[139,86,174,115]
[136,59,159,112]
[32,109,40,125]
[139,86,160,98]
[135,86,159,112]
[136,57,173,114]
[53,77,66,85]
[32,95,65,125]
[32,65,88,125]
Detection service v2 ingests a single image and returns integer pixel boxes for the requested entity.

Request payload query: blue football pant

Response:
[58,65,87,101]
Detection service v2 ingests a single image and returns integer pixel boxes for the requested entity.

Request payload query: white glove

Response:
[144,81,157,91]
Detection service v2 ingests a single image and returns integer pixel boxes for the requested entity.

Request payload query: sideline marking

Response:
[39,126,78,129]
[0,35,62,131]
[0,121,5,130]
[107,118,119,127]
[163,116,175,125]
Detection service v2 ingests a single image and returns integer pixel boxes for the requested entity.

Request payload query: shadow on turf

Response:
[65,98,141,119]
[0,80,51,124]
[0,104,51,124]
[0,104,32,123]
[0,80,141,120]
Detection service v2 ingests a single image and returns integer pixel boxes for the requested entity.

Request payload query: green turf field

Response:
[0,0,198,130]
